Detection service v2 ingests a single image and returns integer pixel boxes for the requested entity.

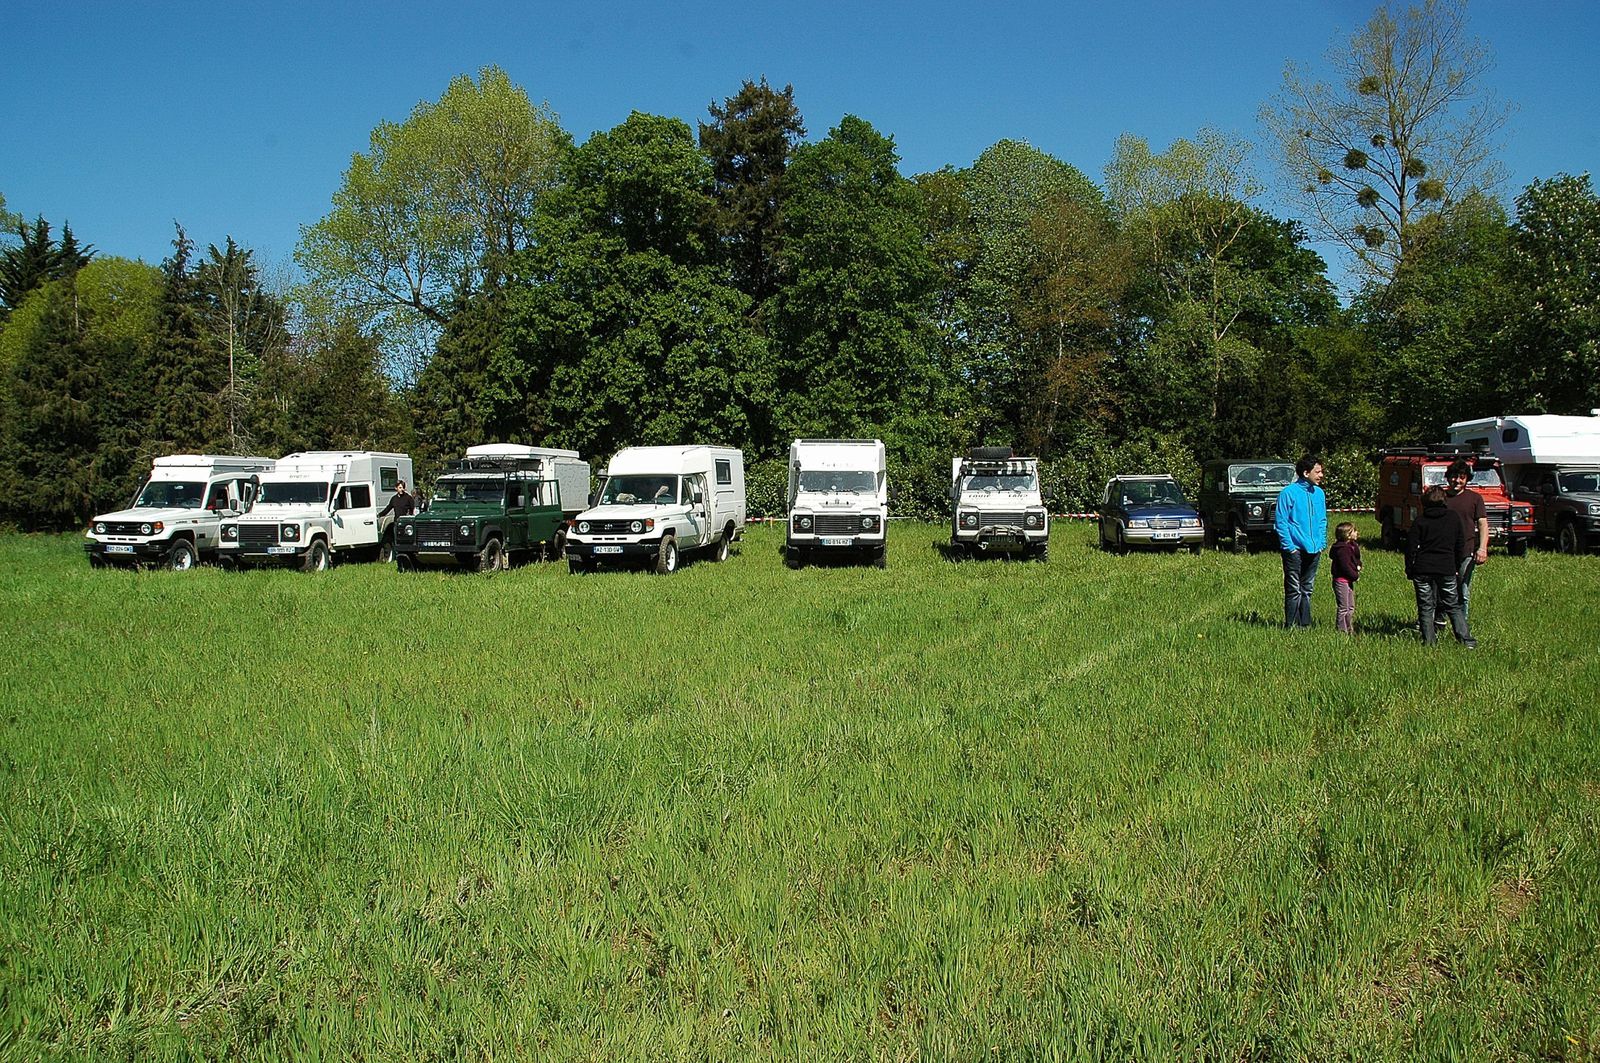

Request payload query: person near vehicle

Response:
[1406,486,1476,648]
[1273,455,1328,629]
[378,480,416,520]
[1330,521,1362,635]
[1443,459,1489,620]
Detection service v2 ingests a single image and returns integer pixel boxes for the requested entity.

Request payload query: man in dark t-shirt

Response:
[1443,460,1489,620]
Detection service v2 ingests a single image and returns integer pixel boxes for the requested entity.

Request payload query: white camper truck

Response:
[1450,413,1600,552]
[85,454,276,569]
[950,447,1049,560]
[219,451,413,571]
[784,438,888,568]
[565,446,745,573]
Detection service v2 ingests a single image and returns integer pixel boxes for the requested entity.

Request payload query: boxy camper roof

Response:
[1448,414,1600,466]
[150,454,275,476]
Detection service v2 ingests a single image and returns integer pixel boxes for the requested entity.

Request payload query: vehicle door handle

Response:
[363,520,374,525]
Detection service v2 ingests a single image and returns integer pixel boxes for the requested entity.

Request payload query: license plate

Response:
[593,545,624,555]
[820,537,852,547]
[267,546,298,555]
[1152,531,1180,541]
[106,544,135,555]
[422,541,452,548]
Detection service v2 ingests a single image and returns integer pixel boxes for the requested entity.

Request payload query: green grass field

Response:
[1,521,1597,1060]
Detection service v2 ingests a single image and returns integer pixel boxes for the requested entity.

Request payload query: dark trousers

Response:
[1281,549,1320,628]
[1413,574,1471,645]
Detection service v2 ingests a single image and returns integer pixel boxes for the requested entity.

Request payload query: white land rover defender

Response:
[784,438,888,568]
[219,451,413,571]
[564,445,745,574]
[85,454,276,570]
[951,447,1050,560]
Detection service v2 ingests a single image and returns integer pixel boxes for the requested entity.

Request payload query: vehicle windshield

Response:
[1228,464,1294,488]
[256,481,329,505]
[960,473,1036,495]
[1118,480,1186,506]
[1559,470,1600,494]
[432,477,504,503]
[133,481,205,509]
[798,470,878,494]
[600,475,679,505]
[1422,467,1502,489]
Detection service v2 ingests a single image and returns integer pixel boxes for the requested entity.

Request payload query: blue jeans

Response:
[1414,574,1471,645]
[1457,554,1477,618]
[1281,549,1320,628]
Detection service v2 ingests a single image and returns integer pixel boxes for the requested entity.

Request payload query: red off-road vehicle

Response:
[1374,444,1532,555]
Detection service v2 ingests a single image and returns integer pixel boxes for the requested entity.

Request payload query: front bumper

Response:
[84,538,176,564]
[787,532,886,555]
[953,525,1047,552]
[566,537,663,566]
[394,543,476,566]
[1124,526,1205,547]
[218,543,308,565]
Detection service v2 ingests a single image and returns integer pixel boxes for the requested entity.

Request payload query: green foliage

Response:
[144,227,224,453]
[0,216,93,317]
[745,457,786,518]
[1505,173,1600,415]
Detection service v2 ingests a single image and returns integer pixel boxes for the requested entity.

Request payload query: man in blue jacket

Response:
[1274,456,1328,628]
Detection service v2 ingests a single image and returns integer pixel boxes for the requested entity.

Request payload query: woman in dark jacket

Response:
[1406,485,1476,647]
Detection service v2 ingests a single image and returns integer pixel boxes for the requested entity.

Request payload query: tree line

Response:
[3,0,1596,529]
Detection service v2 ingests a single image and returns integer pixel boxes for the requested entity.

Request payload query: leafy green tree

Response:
[698,78,806,307]
[296,66,570,376]
[299,319,408,451]
[1263,0,1509,280]
[145,227,224,452]
[771,116,943,451]
[1504,173,1600,415]
[0,217,93,318]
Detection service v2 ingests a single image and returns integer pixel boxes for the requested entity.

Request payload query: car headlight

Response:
[1182,518,1201,528]
[281,524,300,541]
[797,515,812,531]
[577,520,591,534]
[1589,503,1600,516]
[960,512,978,529]
[222,525,237,540]
[1249,504,1264,518]
[458,523,472,539]
[94,522,106,534]
[630,520,643,533]
[861,515,877,531]
[398,523,413,538]
[1128,518,1148,528]
[1025,511,1044,528]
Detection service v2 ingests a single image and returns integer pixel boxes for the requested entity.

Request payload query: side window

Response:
[1389,470,1399,486]
[715,459,732,486]
[508,482,525,509]
[342,484,373,509]
[206,483,230,511]
[1502,428,1520,444]
[380,467,399,492]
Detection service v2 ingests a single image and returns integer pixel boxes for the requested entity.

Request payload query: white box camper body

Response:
[565,446,745,573]
[1448,414,1600,475]
[220,451,413,570]
[85,454,276,569]
[784,439,888,566]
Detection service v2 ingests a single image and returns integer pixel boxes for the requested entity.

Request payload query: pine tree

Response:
[145,226,224,451]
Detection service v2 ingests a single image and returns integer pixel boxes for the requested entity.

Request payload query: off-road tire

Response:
[1231,522,1249,555]
[476,538,503,574]
[712,530,731,562]
[568,557,587,575]
[1380,513,1399,550]
[551,530,567,562]
[968,446,1014,461]
[1558,520,1585,555]
[1507,536,1529,557]
[872,549,887,569]
[1188,543,1202,555]
[655,535,679,574]
[395,552,416,573]
[377,538,394,564]
[785,546,804,570]
[1202,521,1217,550]
[301,539,331,573]
[165,539,198,572]
[1031,543,1050,563]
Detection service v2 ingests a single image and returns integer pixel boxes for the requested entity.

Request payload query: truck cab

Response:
[1374,445,1531,555]
[565,446,745,574]
[220,451,413,571]
[395,444,589,571]
[785,438,888,568]
[1515,467,1600,554]
[950,447,1048,561]
[84,454,275,570]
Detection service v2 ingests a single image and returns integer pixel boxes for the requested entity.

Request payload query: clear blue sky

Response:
[4,0,1596,281]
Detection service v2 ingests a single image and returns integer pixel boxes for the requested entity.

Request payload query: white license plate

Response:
[422,541,452,548]
[820,537,852,547]
[593,545,624,555]
[1152,531,1180,541]
[267,546,298,555]
[106,544,135,555]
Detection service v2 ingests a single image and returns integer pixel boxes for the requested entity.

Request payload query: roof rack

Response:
[1376,443,1496,463]
[958,457,1037,476]
[445,456,547,474]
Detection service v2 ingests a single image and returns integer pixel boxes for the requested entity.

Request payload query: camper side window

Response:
[380,467,399,492]
[342,484,373,509]
[715,459,732,486]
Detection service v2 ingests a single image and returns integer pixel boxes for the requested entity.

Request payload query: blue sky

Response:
[3,1,1596,281]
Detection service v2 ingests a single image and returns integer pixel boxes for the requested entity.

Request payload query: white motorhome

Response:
[219,451,413,571]
[85,454,276,570]
[950,447,1049,560]
[565,445,744,573]
[1450,413,1600,552]
[784,438,888,568]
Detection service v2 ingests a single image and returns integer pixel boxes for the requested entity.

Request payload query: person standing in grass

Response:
[1330,521,1362,635]
[1273,455,1328,629]
[1406,485,1476,648]
[379,480,416,521]
[1443,458,1489,621]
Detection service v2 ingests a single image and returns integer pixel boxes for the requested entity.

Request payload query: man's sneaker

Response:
[1460,638,1478,650]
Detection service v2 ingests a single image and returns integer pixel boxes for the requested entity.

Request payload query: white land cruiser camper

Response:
[219,451,413,571]
[950,447,1050,560]
[85,454,276,570]
[784,438,888,568]
[564,445,745,574]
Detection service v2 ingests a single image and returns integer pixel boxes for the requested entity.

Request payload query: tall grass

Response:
[1,522,1596,1059]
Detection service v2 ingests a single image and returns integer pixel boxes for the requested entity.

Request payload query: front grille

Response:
[239,523,280,546]
[591,520,637,534]
[105,521,146,535]
[414,520,463,543]
[977,511,1027,526]
[814,513,867,535]
[1153,519,1181,530]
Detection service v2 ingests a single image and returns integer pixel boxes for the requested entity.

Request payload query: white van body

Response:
[85,454,276,570]
[1448,414,1600,476]
[950,450,1049,559]
[784,438,888,567]
[464,443,590,516]
[565,445,745,573]
[219,451,413,571]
